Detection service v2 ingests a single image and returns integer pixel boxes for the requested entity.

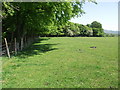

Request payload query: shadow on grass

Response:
[16,38,58,58]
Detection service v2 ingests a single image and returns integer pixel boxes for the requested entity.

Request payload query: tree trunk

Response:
[21,37,23,51]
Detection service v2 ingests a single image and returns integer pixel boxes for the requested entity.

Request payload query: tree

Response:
[91,21,102,28]
[91,21,104,37]
[86,24,91,27]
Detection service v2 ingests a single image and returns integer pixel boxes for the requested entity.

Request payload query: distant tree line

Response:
[44,21,104,37]
[104,33,118,37]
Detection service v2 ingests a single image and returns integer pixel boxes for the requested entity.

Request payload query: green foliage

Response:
[2,1,100,41]
[91,21,102,28]
[104,33,117,37]
[80,25,92,36]
[2,2,15,17]
[86,24,91,27]
[91,21,104,37]
[2,2,90,41]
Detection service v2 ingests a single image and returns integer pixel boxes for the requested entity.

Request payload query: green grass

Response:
[2,37,118,88]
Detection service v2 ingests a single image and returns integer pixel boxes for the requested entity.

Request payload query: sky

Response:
[70,1,119,31]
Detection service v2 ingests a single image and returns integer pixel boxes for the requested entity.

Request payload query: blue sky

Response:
[70,1,118,31]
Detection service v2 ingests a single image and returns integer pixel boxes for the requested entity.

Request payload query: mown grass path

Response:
[2,37,118,88]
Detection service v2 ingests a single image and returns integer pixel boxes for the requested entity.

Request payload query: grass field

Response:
[2,37,118,88]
